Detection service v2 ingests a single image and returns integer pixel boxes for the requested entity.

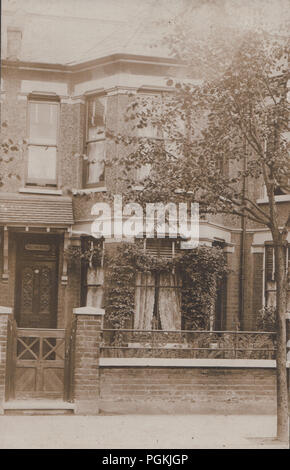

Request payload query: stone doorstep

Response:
[3,400,75,410]
[3,400,76,415]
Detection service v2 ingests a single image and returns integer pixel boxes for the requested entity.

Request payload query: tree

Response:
[0,120,25,186]
[116,26,289,440]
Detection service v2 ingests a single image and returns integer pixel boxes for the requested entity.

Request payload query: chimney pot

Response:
[7,27,22,61]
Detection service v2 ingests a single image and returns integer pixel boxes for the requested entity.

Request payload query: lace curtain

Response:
[134,271,181,330]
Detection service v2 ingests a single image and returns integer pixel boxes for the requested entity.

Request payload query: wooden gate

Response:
[6,319,76,401]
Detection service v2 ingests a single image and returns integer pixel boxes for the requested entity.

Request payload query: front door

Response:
[15,235,59,329]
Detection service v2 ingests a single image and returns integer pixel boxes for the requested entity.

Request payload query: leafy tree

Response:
[115,23,289,441]
[0,120,25,186]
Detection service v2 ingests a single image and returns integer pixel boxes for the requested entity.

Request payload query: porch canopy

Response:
[0,194,74,227]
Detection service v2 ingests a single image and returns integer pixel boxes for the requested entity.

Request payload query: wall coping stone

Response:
[99,358,284,368]
[0,306,12,315]
[73,306,105,316]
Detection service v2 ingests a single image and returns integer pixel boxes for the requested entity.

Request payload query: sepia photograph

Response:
[0,0,289,454]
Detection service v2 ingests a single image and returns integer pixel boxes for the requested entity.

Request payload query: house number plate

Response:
[25,244,51,251]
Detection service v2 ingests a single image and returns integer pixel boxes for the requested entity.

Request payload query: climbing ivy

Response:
[65,238,228,329]
[104,244,137,329]
[104,242,228,329]
[64,237,104,268]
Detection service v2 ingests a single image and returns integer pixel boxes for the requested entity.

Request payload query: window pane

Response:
[29,102,58,144]
[137,123,158,138]
[27,146,57,183]
[136,163,151,182]
[87,96,106,140]
[86,141,105,185]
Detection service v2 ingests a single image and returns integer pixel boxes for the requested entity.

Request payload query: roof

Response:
[2,0,289,67]
[0,195,74,226]
[1,0,179,65]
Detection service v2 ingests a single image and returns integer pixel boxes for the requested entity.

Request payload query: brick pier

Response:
[73,306,105,415]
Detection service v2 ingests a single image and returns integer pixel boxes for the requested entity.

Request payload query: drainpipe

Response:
[239,140,247,329]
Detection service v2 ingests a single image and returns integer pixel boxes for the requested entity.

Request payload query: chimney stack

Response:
[7,27,22,61]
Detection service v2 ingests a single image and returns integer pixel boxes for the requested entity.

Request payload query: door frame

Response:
[14,233,60,329]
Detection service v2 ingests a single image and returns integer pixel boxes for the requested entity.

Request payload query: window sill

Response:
[19,187,63,196]
[72,187,107,195]
[257,194,290,204]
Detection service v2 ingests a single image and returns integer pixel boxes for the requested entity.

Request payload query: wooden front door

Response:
[15,236,59,329]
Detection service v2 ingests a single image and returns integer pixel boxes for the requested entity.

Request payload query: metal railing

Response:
[100,329,277,359]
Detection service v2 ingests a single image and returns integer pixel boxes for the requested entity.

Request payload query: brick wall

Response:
[0,316,8,406]
[100,365,277,414]
[1,70,84,194]
[0,310,11,412]
[0,233,16,310]
[73,310,104,414]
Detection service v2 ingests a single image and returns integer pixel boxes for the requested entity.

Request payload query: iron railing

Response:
[101,329,277,359]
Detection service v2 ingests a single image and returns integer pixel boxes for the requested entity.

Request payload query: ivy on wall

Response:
[65,239,228,329]
[65,237,104,268]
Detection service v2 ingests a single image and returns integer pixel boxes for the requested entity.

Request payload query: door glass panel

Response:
[21,267,34,314]
[39,266,52,314]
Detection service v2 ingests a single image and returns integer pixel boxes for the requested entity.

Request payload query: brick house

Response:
[1,11,290,334]
[0,7,289,412]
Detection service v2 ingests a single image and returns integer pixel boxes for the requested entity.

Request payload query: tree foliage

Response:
[0,120,26,186]
[117,30,289,232]
[111,19,289,439]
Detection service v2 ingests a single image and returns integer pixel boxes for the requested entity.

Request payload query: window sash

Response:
[27,145,57,185]
[145,238,179,258]
[265,244,289,283]
[85,140,105,186]
[85,95,106,187]
[27,100,59,186]
[29,102,58,145]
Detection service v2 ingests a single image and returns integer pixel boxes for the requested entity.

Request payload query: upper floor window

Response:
[84,95,106,187]
[27,97,59,187]
[260,180,290,199]
[135,92,162,184]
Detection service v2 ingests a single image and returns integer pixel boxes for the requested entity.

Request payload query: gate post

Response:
[0,306,13,414]
[73,306,105,415]
[286,313,290,402]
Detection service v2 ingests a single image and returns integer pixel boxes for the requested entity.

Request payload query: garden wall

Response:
[99,359,279,414]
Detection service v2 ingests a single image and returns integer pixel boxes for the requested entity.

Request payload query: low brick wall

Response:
[99,359,279,414]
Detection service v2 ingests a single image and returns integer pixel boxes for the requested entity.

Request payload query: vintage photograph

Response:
[0,0,289,451]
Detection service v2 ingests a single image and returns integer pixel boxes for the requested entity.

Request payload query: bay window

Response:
[134,238,182,330]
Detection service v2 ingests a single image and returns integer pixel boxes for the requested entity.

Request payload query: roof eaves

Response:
[1,53,183,74]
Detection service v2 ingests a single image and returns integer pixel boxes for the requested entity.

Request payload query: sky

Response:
[2,0,181,21]
[3,0,289,27]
